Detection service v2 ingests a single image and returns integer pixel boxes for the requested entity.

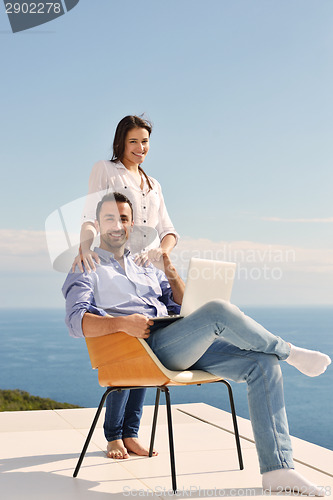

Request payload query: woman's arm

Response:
[154,180,179,246]
[160,233,177,254]
[71,221,101,273]
[72,161,109,272]
[146,181,178,266]
[146,233,177,269]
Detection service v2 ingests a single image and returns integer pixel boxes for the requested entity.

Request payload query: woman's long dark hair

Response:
[111,115,153,191]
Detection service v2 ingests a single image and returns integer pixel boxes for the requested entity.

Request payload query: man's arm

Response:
[82,312,153,339]
[63,270,153,339]
[162,253,185,305]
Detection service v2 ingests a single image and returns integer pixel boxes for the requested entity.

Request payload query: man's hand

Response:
[119,314,154,339]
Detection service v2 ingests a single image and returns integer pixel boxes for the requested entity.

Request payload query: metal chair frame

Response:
[73,381,244,493]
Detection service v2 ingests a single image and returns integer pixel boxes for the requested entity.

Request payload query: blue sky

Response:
[0,0,332,307]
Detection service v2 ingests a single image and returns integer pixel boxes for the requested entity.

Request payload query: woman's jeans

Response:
[146,299,293,474]
[104,388,146,442]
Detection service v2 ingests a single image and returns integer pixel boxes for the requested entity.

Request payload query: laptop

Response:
[152,258,236,324]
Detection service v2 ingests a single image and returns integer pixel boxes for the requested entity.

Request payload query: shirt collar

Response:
[93,246,130,263]
[114,161,126,170]
[114,161,146,178]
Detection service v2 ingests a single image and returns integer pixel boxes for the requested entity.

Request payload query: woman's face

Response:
[122,127,150,167]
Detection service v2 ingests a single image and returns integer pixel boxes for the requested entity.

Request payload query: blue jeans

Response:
[146,299,293,474]
[104,388,146,442]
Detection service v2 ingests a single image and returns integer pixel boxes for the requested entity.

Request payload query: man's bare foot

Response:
[106,439,129,459]
[123,437,158,457]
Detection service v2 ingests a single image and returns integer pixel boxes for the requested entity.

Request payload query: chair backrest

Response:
[85,333,170,387]
[85,332,221,388]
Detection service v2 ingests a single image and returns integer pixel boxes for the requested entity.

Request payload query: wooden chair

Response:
[73,332,244,492]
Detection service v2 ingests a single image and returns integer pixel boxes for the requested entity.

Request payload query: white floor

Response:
[0,403,332,499]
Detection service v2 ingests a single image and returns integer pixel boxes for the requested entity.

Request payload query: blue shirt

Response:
[62,247,181,338]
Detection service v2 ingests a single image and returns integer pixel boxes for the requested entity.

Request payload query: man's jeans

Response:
[104,388,146,442]
[146,299,293,474]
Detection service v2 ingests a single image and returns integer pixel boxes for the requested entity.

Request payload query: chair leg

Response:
[218,380,244,470]
[73,387,113,478]
[161,387,177,493]
[149,388,161,457]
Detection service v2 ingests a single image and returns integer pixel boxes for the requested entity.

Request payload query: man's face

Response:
[96,201,133,253]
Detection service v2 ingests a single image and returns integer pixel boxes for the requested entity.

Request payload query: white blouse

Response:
[81,160,179,254]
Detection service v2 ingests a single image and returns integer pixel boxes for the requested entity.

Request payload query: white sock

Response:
[262,469,324,496]
[286,344,331,377]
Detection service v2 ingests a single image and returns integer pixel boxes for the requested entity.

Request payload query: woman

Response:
[73,115,178,460]
[73,115,178,273]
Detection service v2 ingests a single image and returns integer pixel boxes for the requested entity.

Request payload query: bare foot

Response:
[106,439,129,459]
[123,437,158,457]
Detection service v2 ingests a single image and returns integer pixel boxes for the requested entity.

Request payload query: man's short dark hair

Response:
[96,192,134,222]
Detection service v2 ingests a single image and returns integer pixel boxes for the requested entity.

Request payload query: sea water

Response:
[0,307,332,450]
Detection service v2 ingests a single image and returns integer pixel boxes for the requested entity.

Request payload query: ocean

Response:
[0,306,332,450]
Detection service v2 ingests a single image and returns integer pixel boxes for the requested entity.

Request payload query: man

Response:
[63,192,181,460]
[63,192,331,496]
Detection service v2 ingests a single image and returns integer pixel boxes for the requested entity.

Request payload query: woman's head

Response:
[112,115,152,163]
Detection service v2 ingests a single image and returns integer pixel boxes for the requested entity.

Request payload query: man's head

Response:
[96,192,133,223]
[95,192,134,254]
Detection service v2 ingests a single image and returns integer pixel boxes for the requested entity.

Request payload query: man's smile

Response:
[108,231,124,238]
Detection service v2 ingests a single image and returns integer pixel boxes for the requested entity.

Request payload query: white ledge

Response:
[0,403,332,499]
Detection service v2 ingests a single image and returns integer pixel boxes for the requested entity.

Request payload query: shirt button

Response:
[143,220,146,223]
[143,206,146,209]
[142,193,145,197]
[144,235,146,238]
[124,186,127,189]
